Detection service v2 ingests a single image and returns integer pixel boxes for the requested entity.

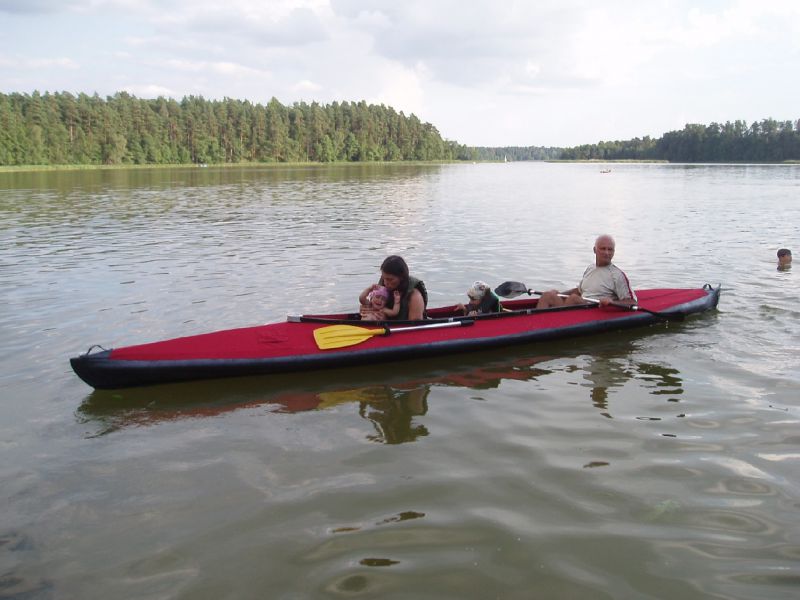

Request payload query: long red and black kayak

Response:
[70,285,720,389]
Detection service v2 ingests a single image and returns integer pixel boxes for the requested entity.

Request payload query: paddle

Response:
[576,296,678,319]
[494,281,535,298]
[494,281,678,319]
[314,319,474,350]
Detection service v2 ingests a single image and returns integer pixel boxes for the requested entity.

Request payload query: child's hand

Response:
[393,291,401,302]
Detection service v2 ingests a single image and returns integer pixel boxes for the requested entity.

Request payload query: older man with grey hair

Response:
[537,235,637,309]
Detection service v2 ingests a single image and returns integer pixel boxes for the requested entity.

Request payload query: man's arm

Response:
[599,296,636,307]
[610,267,637,305]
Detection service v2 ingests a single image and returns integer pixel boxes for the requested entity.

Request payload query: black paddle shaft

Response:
[494,281,680,320]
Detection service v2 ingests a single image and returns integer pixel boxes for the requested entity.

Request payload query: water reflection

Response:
[308,382,432,444]
[76,351,556,440]
[78,329,692,441]
[0,163,445,194]
[582,346,684,416]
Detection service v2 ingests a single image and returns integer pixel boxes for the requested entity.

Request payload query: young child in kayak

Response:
[360,286,401,321]
[457,281,502,316]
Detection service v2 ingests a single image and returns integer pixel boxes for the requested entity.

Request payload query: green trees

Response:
[3,91,795,166]
[0,92,464,166]
[470,146,562,161]
[559,119,800,162]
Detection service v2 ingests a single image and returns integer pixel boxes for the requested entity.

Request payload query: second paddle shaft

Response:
[537,290,640,311]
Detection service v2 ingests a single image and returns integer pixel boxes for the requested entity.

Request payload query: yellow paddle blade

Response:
[314,324,387,350]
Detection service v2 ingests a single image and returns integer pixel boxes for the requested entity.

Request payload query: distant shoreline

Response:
[547,159,800,165]
[546,159,668,164]
[2,159,798,173]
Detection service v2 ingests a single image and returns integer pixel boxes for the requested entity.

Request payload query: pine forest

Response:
[0,91,472,166]
[1,91,798,166]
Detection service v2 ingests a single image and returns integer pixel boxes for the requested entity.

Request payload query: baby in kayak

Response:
[360,286,401,321]
[457,281,502,316]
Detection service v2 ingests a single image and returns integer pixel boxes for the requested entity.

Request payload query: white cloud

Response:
[524,62,540,79]
[0,0,63,13]
[166,58,258,75]
[369,62,426,116]
[212,61,264,76]
[159,58,268,78]
[293,79,322,94]
[0,55,79,69]
[121,83,175,97]
[1,0,798,146]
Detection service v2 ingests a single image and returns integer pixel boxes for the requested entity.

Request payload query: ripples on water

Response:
[1,163,799,599]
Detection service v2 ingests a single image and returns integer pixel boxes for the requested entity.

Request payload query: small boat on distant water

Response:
[600,168,612,173]
[70,285,721,390]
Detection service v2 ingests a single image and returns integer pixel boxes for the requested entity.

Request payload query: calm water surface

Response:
[1,163,798,599]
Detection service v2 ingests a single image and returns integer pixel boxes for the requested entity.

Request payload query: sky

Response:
[1,0,798,147]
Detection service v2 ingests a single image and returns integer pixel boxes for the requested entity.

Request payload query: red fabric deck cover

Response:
[110,289,706,362]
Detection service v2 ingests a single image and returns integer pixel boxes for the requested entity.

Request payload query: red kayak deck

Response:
[71,286,720,388]
[109,288,709,362]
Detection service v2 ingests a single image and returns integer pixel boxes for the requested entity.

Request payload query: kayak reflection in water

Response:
[360,255,428,320]
[536,234,637,309]
[582,350,684,416]
[358,386,430,444]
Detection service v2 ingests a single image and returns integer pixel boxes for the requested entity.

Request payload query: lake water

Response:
[1,163,798,599]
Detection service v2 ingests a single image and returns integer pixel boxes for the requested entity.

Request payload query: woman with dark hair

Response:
[359,255,428,320]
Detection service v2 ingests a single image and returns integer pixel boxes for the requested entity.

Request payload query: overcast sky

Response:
[1,0,798,147]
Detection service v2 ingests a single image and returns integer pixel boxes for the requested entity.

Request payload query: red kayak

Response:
[70,285,720,389]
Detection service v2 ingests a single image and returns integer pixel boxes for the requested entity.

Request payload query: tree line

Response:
[470,146,562,161]
[0,91,473,166]
[2,91,798,166]
[559,119,800,163]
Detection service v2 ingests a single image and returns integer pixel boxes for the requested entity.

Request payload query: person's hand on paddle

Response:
[455,302,477,316]
[599,296,636,308]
